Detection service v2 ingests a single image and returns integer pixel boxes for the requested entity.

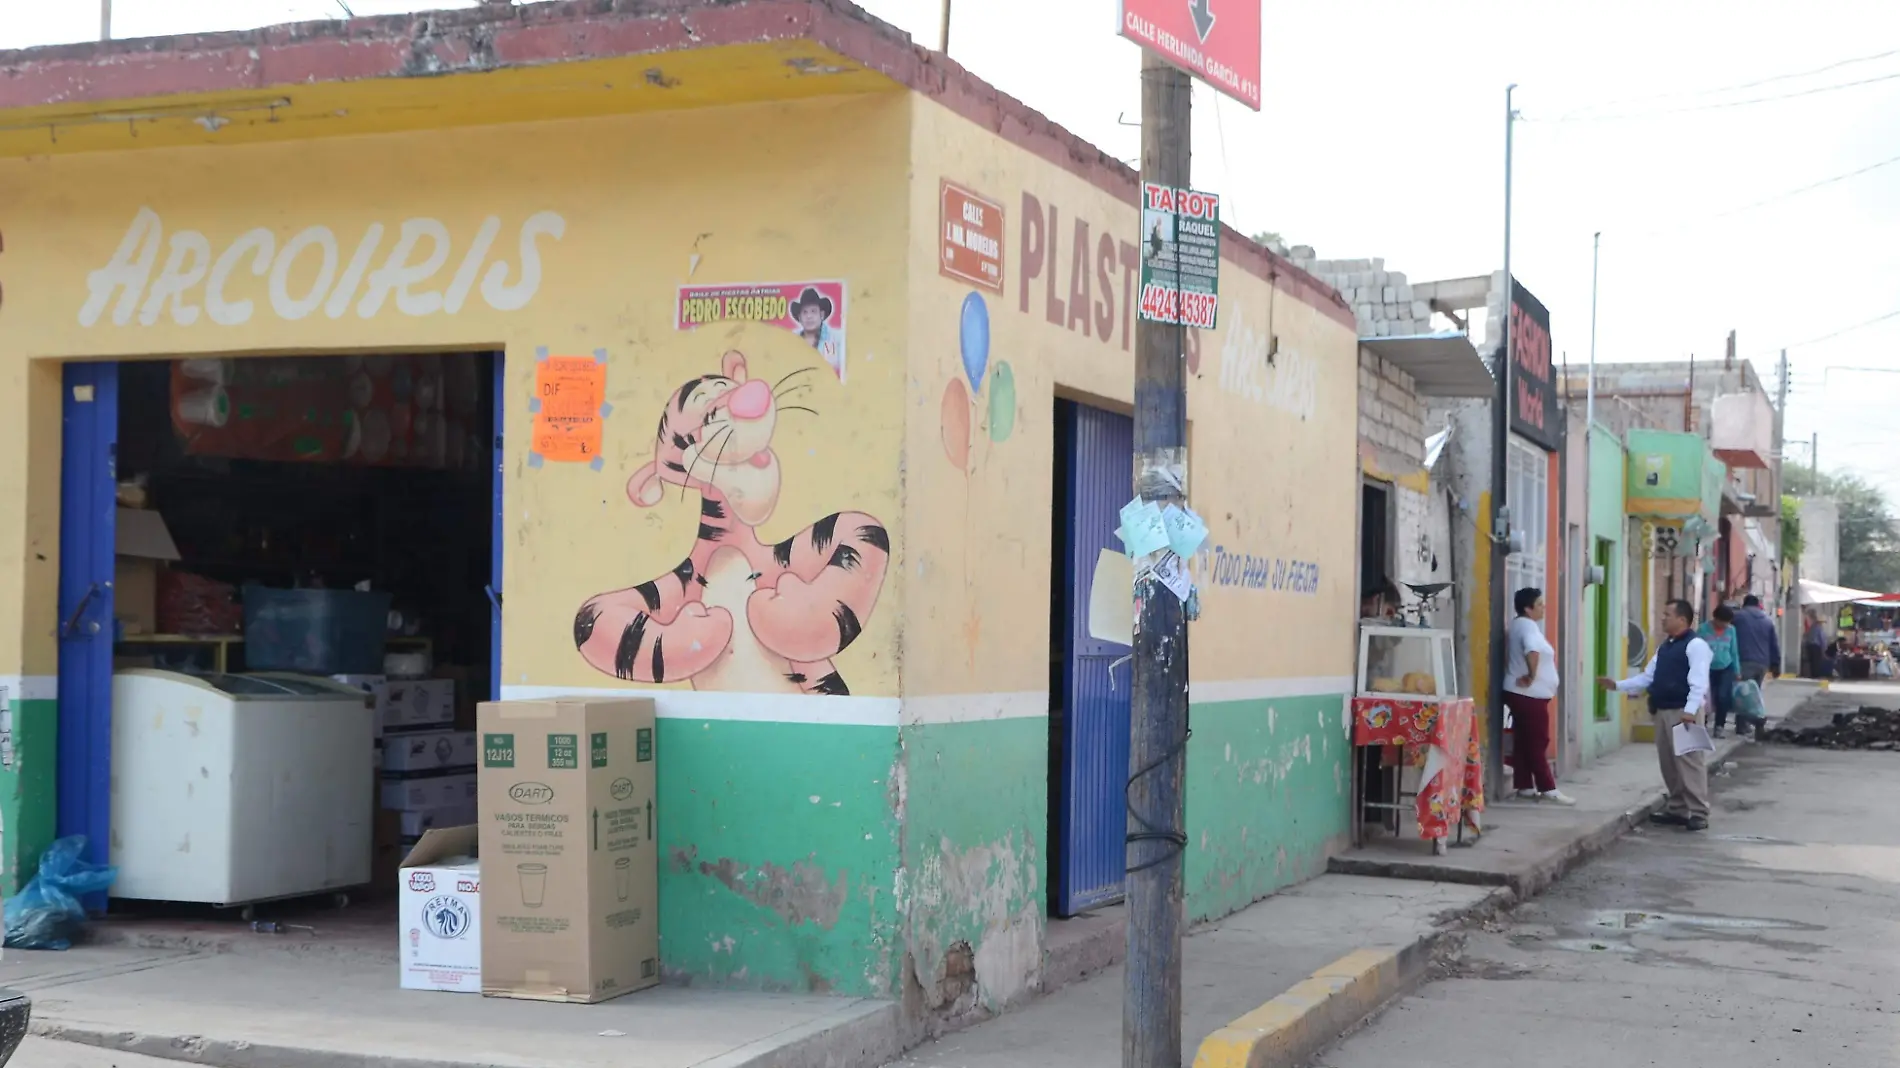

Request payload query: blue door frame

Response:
[1054,400,1133,916]
[57,362,119,888]
[490,351,504,701]
[55,353,509,907]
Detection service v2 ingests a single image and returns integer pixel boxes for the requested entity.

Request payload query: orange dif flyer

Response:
[530,353,609,466]
[676,281,847,382]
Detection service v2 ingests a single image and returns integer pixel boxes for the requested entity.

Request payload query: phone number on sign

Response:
[1139,285,1218,329]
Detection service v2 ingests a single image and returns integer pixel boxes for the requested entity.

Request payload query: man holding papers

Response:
[1599,599,1715,832]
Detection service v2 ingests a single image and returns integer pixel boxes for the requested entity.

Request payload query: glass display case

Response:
[1350,625,1479,852]
[1356,625,1458,699]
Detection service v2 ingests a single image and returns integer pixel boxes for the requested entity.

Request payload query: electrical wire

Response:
[1687,46,1900,97]
[1704,151,1900,221]
[1614,151,1900,241]
[1787,308,1900,349]
[1549,46,1900,117]
[1533,69,1900,123]
[1211,88,1236,233]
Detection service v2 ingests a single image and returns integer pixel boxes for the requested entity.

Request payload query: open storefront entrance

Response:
[57,351,500,925]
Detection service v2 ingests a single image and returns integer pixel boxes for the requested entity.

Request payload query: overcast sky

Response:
[5,0,1899,498]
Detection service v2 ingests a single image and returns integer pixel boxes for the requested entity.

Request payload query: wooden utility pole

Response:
[1774,351,1788,474]
[1774,349,1790,672]
[1774,350,1788,520]
[1124,49,1191,1068]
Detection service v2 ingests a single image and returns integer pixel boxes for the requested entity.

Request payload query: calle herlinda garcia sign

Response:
[1118,0,1263,110]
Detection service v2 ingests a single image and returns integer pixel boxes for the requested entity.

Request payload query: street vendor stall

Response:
[1850,601,1898,678]
[1800,580,1885,679]
[1350,626,1483,856]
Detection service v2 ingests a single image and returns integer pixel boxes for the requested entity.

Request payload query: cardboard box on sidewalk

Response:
[477,696,657,1004]
[399,826,481,993]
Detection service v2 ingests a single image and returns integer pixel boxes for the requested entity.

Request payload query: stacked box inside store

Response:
[99,356,495,921]
[343,675,476,844]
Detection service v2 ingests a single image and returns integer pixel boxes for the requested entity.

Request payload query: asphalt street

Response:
[1317,715,1900,1067]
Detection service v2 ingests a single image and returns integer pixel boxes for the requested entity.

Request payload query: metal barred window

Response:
[1505,437,1548,599]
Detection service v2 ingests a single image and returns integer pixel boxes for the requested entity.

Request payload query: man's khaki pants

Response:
[1652,706,1711,819]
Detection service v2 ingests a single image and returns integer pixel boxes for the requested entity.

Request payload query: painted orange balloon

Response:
[940,378,971,471]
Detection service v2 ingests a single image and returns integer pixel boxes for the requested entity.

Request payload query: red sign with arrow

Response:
[1119,0,1262,110]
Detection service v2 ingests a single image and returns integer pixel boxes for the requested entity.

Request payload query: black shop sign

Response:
[1503,279,1557,452]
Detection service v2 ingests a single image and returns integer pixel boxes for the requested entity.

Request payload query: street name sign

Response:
[1119,0,1262,110]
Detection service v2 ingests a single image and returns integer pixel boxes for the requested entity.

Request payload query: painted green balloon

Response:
[988,361,1017,442]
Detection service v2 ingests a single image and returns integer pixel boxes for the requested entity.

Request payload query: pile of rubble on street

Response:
[1768,706,1900,750]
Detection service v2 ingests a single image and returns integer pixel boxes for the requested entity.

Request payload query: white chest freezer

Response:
[109,669,376,906]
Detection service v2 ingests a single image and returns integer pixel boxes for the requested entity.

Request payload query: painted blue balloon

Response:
[959,292,990,393]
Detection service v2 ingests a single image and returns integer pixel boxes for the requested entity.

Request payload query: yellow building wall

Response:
[0,77,1365,1003]
[894,92,1359,1006]
[0,93,915,691]
[900,98,1356,704]
[0,92,918,993]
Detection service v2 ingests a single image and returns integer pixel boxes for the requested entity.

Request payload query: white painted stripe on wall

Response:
[902,691,1047,726]
[1186,676,1354,705]
[494,677,1352,728]
[497,685,899,727]
[0,676,57,701]
[890,678,1356,726]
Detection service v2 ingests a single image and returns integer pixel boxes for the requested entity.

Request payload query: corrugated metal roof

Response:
[1360,332,1495,398]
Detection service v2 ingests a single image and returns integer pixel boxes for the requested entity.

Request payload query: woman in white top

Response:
[1504,588,1575,805]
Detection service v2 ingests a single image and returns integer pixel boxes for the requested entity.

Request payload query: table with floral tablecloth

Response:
[1351,695,1480,840]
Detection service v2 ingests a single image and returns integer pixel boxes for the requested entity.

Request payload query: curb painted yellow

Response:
[1191,946,1412,1068]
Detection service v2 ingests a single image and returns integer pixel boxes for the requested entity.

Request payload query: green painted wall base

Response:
[656,719,899,998]
[877,694,1354,1009]
[1185,693,1350,922]
[899,716,1046,1013]
[4,690,1355,1002]
[0,698,57,897]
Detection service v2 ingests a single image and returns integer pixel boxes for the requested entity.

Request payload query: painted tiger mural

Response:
[573,349,889,695]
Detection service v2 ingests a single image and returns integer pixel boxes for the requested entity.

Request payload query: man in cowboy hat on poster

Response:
[788,286,845,381]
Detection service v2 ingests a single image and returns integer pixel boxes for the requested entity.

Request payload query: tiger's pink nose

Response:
[727,378,773,421]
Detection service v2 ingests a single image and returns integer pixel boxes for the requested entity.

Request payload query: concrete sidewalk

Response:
[18,686,1821,1068]
[891,690,1813,1068]
[885,875,1500,1068]
[5,944,900,1068]
[1328,737,1740,898]
[1329,679,1812,897]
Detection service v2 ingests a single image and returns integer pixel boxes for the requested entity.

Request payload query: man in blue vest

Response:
[1599,598,1715,831]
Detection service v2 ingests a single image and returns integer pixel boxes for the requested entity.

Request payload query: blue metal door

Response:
[489,352,505,701]
[57,362,119,885]
[1054,400,1133,916]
